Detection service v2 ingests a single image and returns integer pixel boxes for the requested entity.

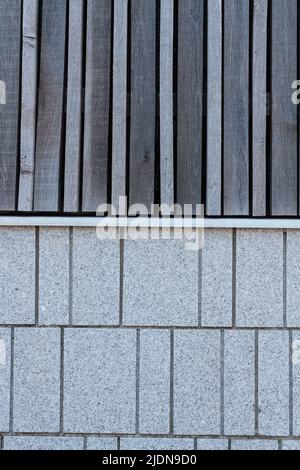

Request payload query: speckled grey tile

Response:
[39,228,69,325]
[258,331,289,436]
[123,240,198,326]
[0,328,11,432]
[72,228,119,325]
[231,440,278,450]
[224,330,255,435]
[4,436,83,450]
[139,329,170,434]
[282,440,300,450]
[287,231,300,326]
[13,328,61,432]
[174,330,221,435]
[86,437,118,450]
[197,439,228,450]
[236,230,283,327]
[64,329,136,433]
[120,438,194,450]
[0,227,35,324]
[201,229,232,326]
[292,331,300,435]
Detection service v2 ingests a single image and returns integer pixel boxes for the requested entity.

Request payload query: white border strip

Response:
[0,216,300,229]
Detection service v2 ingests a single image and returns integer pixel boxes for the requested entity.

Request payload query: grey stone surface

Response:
[0,227,35,324]
[4,436,83,450]
[120,438,194,450]
[258,331,289,436]
[197,439,228,450]
[292,331,300,435]
[86,437,118,450]
[287,231,300,326]
[72,228,119,325]
[231,440,278,450]
[139,329,170,434]
[64,329,136,433]
[224,330,255,435]
[39,228,69,325]
[201,229,232,326]
[123,240,198,326]
[236,229,283,327]
[13,328,61,432]
[174,330,221,435]
[282,440,300,450]
[0,328,11,432]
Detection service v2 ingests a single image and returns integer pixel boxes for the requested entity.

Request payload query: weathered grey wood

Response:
[64,0,84,213]
[272,0,297,215]
[224,0,249,215]
[0,0,21,210]
[34,0,67,211]
[206,0,222,216]
[129,0,156,209]
[252,0,268,216]
[82,0,111,212]
[18,0,39,212]
[111,0,128,211]
[177,0,203,207]
[160,0,174,206]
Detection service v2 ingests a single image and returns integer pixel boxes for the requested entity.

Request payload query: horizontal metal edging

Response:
[0,216,300,229]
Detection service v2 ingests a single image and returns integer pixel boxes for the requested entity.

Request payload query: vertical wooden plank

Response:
[160,0,174,206]
[252,0,268,216]
[272,0,297,215]
[206,0,222,215]
[34,0,67,212]
[82,0,111,212]
[64,0,84,213]
[111,0,128,211]
[18,0,38,212]
[129,0,156,209]
[223,0,249,215]
[177,0,203,207]
[0,0,21,211]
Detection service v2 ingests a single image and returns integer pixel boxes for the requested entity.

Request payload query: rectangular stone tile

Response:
[258,331,289,436]
[292,331,300,435]
[287,231,300,326]
[13,328,61,432]
[231,440,278,450]
[64,329,136,433]
[197,439,228,450]
[201,229,232,326]
[224,330,255,435]
[72,228,119,325]
[123,240,198,326]
[0,227,35,324]
[236,230,283,327]
[39,228,69,325]
[4,436,83,450]
[282,440,300,450]
[120,438,194,450]
[174,330,221,435]
[87,437,118,450]
[139,329,170,434]
[0,328,11,431]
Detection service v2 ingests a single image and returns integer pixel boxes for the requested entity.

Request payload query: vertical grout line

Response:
[60,328,65,434]
[220,329,225,436]
[69,227,73,325]
[255,329,259,436]
[228,439,231,451]
[35,227,39,325]
[232,229,236,327]
[193,438,197,450]
[289,330,293,437]
[169,329,174,435]
[83,436,87,450]
[9,327,15,433]
[135,328,140,435]
[278,439,282,451]
[117,437,121,450]
[119,239,124,326]
[0,435,3,450]
[283,230,287,328]
[198,247,202,327]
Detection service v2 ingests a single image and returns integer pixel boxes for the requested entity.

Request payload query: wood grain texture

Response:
[18,0,39,212]
[64,0,84,213]
[34,0,67,211]
[160,0,174,206]
[111,0,128,211]
[129,0,156,209]
[82,0,111,212]
[271,0,297,215]
[0,0,21,210]
[252,0,268,216]
[177,0,203,207]
[223,0,249,215]
[206,0,222,215]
